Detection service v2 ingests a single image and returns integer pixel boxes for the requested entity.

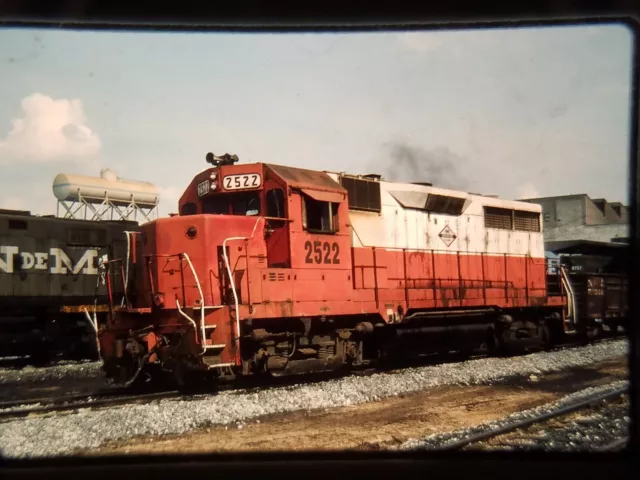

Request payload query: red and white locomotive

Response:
[99,153,578,386]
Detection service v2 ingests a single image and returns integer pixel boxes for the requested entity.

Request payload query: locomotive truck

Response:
[97,152,611,387]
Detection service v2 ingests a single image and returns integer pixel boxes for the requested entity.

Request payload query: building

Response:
[520,194,629,244]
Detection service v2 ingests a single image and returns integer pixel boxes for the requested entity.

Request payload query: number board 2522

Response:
[222,173,261,190]
[304,240,341,265]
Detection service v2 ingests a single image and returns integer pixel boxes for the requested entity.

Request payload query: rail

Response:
[0,389,183,421]
[434,384,628,451]
[596,436,629,452]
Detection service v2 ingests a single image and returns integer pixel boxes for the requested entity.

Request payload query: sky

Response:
[0,23,634,218]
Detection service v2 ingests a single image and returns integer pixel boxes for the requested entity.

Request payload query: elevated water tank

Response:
[52,169,161,207]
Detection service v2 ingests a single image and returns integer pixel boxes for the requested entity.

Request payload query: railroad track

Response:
[0,337,626,423]
[0,363,356,422]
[0,389,184,422]
[596,436,629,452]
[0,368,346,421]
[433,384,629,452]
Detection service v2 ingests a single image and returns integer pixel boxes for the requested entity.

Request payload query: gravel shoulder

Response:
[0,339,628,459]
[86,355,629,455]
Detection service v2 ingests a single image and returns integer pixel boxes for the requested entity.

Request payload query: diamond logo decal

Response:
[438,224,457,247]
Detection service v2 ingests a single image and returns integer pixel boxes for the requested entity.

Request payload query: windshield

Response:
[202,191,261,216]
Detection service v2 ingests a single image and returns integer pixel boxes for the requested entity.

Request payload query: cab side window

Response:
[181,202,197,216]
[302,196,338,234]
[266,188,286,228]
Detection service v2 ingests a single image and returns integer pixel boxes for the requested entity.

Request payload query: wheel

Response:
[609,321,620,338]
[486,327,508,357]
[173,360,208,391]
[540,323,553,351]
[586,323,603,341]
[104,353,146,387]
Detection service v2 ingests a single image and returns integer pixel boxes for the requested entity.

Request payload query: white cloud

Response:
[0,93,101,164]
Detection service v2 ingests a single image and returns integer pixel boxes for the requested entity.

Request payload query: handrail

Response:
[142,252,207,355]
[359,245,548,259]
[102,257,126,312]
[261,216,293,223]
[558,265,577,328]
[88,258,107,356]
[122,231,139,303]
[222,217,263,366]
[389,277,518,288]
[83,307,101,356]
[180,252,206,354]
[175,299,201,352]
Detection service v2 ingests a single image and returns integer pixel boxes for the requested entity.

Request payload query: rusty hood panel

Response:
[265,163,347,194]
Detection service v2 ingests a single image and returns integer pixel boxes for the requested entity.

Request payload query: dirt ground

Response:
[86,356,628,456]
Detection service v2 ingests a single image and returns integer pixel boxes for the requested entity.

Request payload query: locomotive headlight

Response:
[210,171,218,180]
[210,180,218,191]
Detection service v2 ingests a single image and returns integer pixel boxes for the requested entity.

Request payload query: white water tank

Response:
[52,170,161,207]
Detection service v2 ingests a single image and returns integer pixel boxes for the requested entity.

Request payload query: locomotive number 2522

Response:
[304,241,340,265]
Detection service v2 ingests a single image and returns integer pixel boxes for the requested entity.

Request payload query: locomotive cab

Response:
[101,153,355,383]
[176,154,350,271]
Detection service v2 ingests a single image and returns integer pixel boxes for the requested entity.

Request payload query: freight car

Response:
[99,152,608,387]
[547,240,629,337]
[0,208,138,362]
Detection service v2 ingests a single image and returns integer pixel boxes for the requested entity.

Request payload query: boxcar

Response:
[0,208,138,361]
[547,240,629,336]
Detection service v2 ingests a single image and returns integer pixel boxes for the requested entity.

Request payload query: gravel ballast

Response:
[397,379,630,451]
[0,339,628,459]
[0,360,103,385]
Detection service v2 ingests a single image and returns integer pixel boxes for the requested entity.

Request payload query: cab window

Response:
[181,202,197,216]
[302,196,338,233]
[266,188,285,218]
[202,192,261,216]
